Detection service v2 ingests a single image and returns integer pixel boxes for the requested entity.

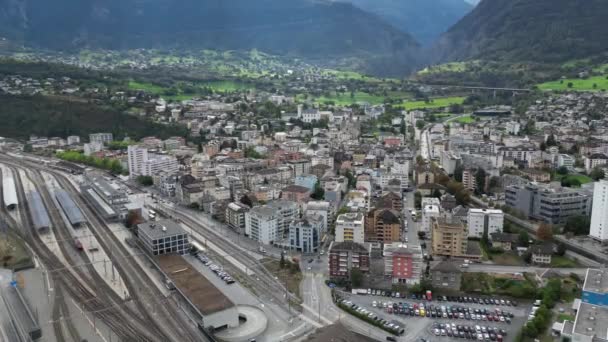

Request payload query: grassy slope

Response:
[395,96,465,110]
[537,75,608,91]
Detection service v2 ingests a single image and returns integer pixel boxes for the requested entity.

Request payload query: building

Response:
[281,185,311,203]
[589,180,608,243]
[467,208,504,238]
[89,133,113,145]
[54,189,86,228]
[365,209,401,243]
[287,159,311,177]
[335,213,365,244]
[137,219,190,256]
[374,192,402,211]
[305,201,330,232]
[245,200,298,244]
[557,154,575,170]
[27,191,51,232]
[490,233,519,250]
[86,173,129,205]
[324,181,342,205]
[430,261,462,290]
[383,243,423,285]
[462,169,476,191]
[328,241,371,279]
[430,216,468,258]
[520,169,551,183]
[585,154,608,173]
[561,268,608,342]
[529,243,553,265]
[157,255,238,331]
[421,205,440,234]
[128,145,179,178]
[83,142,103,156]
[225,202,249,233]
[245,206,277,244]
[505,182,592,224]
[288,217,322,254]
[67,135,81,145]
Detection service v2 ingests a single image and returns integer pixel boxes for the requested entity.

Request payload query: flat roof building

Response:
[157,255,238,330]
[27,191,51,232]
[137,219,190,256]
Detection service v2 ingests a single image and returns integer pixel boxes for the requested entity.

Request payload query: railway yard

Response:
[0,152,319,342]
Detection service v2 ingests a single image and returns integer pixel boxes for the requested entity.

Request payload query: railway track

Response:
[0,155,204,342]
[1,161,155,341]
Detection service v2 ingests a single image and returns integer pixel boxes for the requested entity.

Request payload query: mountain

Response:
[433,0,608,63]
[0,0,421,76]
[340,0,473,44]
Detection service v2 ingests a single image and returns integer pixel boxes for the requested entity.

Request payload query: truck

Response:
[426,290,432,301]
[351,289,368,295]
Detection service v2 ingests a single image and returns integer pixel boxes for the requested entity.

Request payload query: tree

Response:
[556,166,569,175]
[561,177,581,188]
[414,191,422,209]
[343,169,356,189]
[546,134,557,147]
[240,195,253,208]
[23,144,33,152]
[431,188,442,198]
[136,175,154,186]
[564,215,591,235]
[556,243,566,256]
[416,120,425,130]
[518,231,530,247]
[475,168,487,195]
[590,167,606,181]
[567,82,574,88]
[311,181,325,200]
[350,268,363,288]
[536,222,554,241]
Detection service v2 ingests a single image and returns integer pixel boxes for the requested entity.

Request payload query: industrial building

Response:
[157,255,238,330]
[27,191,51,232]
[81,185,119,221]
[54,189,86,227]
[85,173,129,205]
[2,174,18,210]
[137,219,190,256]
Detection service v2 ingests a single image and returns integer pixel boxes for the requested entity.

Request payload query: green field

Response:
[537,75,608,91]
[417,62,468,75]
[302,91,386,105]
[128,80,252,100]
[395,96,465,110]
[550,256,580,268]
[556,174,593,185]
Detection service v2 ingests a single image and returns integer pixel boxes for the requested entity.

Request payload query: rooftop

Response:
[158,255,234,316]
[138,219,187,239]
[573,301,608,340]
[583,269,608,294]
[282,185,310,193]
[337,212,364,223]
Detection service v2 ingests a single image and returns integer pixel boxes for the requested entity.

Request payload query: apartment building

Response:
[467,208,504,238]
[365,209,402,243]
[128,145,179,178]
[245,200,299,244]
[430,216,468,258]
[383,243,423,285]
[590,180,608,242]
[335,212,365,244]
[328,241,370,279]
[288,217,322,254]
[225,202,250,233]
[89,132,113,145]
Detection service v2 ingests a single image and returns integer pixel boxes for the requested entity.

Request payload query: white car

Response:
[372,301,377,307]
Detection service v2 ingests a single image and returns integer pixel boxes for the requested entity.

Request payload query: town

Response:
[1,70,608,342]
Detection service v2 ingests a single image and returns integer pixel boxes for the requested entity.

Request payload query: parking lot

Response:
[340,293,531,342]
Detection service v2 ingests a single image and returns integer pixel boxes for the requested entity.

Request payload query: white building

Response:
[467,208,504,238]
[335,212,364,244]
[421,205,440,234]
[506,121,521,135]
[589,180,608,242]
[83,142,103,156]
[67,135,81,145]
[128,145,179,178]
[584,154,608,173]
[305,201,330,233]
[89,133,113,145]
[557,154,575,170]
[245,200,298,245]
[245,206,278,245]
